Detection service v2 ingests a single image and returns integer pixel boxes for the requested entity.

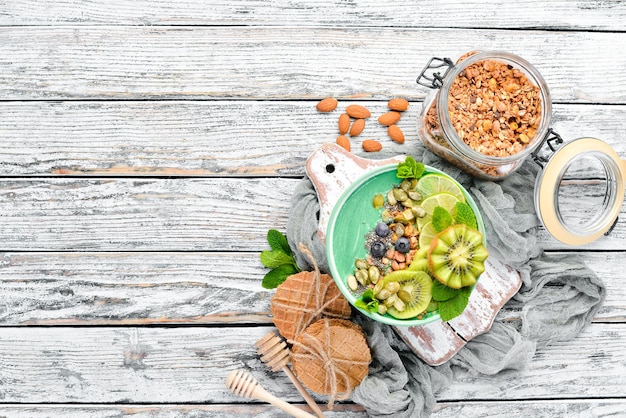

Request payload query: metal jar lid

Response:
[534,137,626,245]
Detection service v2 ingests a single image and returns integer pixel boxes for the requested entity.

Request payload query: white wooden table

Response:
[1,1,625,416]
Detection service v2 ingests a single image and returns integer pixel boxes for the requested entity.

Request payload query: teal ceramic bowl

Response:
[326,164,486,326]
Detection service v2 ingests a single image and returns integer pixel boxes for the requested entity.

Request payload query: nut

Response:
[388,98,409,112]
[362,139,382,152]
[388,125,405,144]
[316,97,338,112]
[336,135,351,151]
[446,58,541,157]
[346,104,371,119]
[350,118,366,137]
[378,111,401,126]
[338,113,350,134]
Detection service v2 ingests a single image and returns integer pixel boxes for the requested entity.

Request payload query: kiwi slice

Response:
[428,224,488,289]
[382,270,432,319]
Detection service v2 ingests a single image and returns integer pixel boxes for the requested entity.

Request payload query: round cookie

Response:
[291,318,371,398]
[271,271,351,341]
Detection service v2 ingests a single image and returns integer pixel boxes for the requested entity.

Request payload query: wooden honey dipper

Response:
[226,369,316,418]
[256,331,325,418]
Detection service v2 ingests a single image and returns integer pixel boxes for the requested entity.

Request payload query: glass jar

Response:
[417,51,553,181]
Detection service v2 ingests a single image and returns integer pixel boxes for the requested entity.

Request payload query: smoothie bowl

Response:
[326,157,488,326]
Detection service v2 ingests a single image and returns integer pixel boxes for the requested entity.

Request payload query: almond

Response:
[388,125,405,144]
[388,98,409,112]
[336,135,351,151]
[350,118,366,137]
[338,113,350,134]
[378,111,401,126]
[362,139,382,152]
[345,104,371,119]
[316,97,338,112]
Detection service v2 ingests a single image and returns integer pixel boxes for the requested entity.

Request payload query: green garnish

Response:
[432,206,453,233]
[454,201,478,230]
[354,289,379,313]
[432,280,459,302]
[436,286,472,321]
[397,156,425,180]
[432,271,473,321]
[260,229,301,289]
[430,201,478,233]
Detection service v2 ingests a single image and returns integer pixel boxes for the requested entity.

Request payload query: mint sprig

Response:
[397,156,425,180]
[260,229,301,289]
[354,289,379,313]
[432,206,453,232]
[454,201,478,230]
[432,281,472,321]
[437,286,472,321]
[430,202,478,233]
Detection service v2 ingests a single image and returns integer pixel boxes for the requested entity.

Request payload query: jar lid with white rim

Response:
[533,136,626,245]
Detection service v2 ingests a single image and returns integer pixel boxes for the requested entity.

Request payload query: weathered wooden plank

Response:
[0,404,367,418]
[433,400,626,417]
[0,251,621,326]
[1,399,625,418]
[0,252,272,325]
[0,324,623,403]
[1,0,625,31]
[0,251,621,325]
[0,101,623,177]
[1,27,626,102]
[0,177,295,252]
[0,177,624,252]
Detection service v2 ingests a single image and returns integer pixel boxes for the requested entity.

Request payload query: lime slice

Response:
[420,192,460,216]
[417,174,465,202]
[416,213,432,230]
[418,221,438,249]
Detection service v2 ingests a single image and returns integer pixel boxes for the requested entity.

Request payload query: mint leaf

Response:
[260,249,294,269]
[454,202,478,230]
[432,206,453,232]
[413,162,425,179]
[355,289,379,313]
[267,229,291,254]
[261,264,299,289]
[397,156,425,179]
[438,286,472,321]
[432,280,459,302]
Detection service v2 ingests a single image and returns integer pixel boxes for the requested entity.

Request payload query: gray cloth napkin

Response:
[286,146,606,417]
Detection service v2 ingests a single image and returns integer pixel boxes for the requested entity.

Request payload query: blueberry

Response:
[375,222,390,237]
[395,237,410,253]
[370,241,386,258]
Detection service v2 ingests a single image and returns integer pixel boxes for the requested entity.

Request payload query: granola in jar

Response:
[417,51,552,180]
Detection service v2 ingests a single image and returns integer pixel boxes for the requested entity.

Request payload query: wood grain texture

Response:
[1,0,626,31]
[1,27,626,102]
[1,399,626,417]
[0,177,623,252]
[0,324,623,403]
[0,178,295,252]
[1,0,624,414]
[0,404,367,418]
[0,252,273,325]
[0,101,623,177]
[0,251,622,325]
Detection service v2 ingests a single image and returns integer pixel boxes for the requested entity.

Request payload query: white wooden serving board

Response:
[306,143,522,366]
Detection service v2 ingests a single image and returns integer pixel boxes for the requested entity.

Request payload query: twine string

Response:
[291,317,370,408]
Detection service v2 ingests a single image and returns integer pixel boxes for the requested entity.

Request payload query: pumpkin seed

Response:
[347,275,358,291]
[377,304,388,315]
[368,266,380,284]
